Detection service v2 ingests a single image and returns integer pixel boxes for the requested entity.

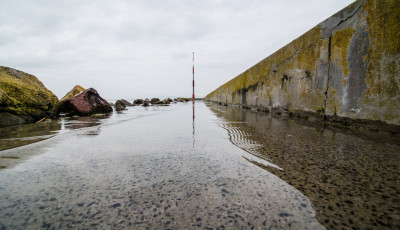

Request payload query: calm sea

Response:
[0,101,398,229]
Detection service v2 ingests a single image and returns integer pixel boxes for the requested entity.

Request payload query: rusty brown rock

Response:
[60,88,112,116]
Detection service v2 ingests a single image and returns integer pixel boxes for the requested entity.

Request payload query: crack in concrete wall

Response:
[325,35,332,120]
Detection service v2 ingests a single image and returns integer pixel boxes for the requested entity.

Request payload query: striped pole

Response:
[192,52,195,100]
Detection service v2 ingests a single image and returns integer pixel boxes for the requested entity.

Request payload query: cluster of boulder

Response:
[114,98,173,111]
[0,66,190,127]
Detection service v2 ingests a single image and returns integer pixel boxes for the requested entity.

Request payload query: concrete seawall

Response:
[205,0,400,131]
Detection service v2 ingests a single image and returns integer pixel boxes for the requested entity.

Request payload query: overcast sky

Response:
[1,0,354,100]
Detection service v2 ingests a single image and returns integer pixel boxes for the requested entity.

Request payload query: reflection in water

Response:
[192,100,195,148]
[207,103,400,230]
[0,120,62,170]
[217,120,283,170]
[62,114,111,130]
[0,114,111,170]
[0,120,61,151]
[62,115,109,137]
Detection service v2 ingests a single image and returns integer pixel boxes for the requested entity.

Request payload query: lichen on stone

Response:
[0,66,59,127]
[60,85,85,102]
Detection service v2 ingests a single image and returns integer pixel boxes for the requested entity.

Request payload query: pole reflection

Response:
[192,100,195,148]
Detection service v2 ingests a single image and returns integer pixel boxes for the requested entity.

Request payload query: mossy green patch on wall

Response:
[361,0,400,124]
[331,27,355,78]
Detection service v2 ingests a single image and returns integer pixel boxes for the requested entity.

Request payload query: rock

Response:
[133,99,144,105]
[119,99,133,106]
[114,100,126,111]
[153,99,171,105]
[109,203,121,209]
[150,98,160,104]
[175,98,189,102]
[60,85,85,102]
[143,98,150,107]
[0,66,60,127]
[60,88,112,116]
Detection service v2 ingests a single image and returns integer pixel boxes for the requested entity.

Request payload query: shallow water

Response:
[0,102,398,229]
[0,102,323,229]
[208,104,400,229]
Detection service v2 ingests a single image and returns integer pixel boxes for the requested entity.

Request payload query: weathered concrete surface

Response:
[205,0,400,130]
